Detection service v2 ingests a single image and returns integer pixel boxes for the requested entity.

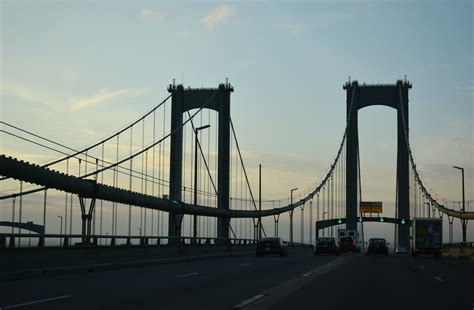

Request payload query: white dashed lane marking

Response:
[434,276,444,282]
[232,294,265,309]
[2,295,72,309]
[176,272,199,278]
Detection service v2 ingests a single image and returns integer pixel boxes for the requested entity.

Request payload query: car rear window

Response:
[340,237,353,245]
[317,238,335,245]
[370,239,386,245]
[259,238,280,245]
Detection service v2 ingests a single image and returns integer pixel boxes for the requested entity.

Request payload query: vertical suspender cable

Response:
[93,158,98,235]
[129,127,133,239]
[144,150,148,235]
[115,135,120,235]
[11,197,16,235]
[206,109,211,238]
[18,181,23,246]
[43,189,47,240]
[152,111,156,237]
[140,120,144,236]
[309,198,313,245]
[316,194,320,238]
[64,160,69,237]
[100,143,104,241]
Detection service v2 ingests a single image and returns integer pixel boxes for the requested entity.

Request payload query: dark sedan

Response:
[366,238,389,256]
[314,237,340,255]
[256,237,288,257]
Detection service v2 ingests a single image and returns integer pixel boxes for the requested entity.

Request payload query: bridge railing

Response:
[0,233,258,248]
[443,242,474,248]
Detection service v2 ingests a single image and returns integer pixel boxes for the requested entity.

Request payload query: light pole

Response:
[453,166,466,242]
[258,164,262,240]
[290,187,298,244]
[57,215,63,246]
[322,211,329,237]
[194,124,211,241]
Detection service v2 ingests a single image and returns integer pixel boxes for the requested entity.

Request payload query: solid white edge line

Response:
[176,272,199,278]
[232,294,265,309]
[3,295,72,309]
[434,276,444,282]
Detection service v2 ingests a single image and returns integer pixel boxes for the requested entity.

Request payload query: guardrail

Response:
[0,233,259,248]
[0,233,314,249]
[443,242,474,248]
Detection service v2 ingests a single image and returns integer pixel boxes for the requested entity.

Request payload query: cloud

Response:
[70,88,149,111]
[139,8,166,23]
[201,5,235,31]
[1,82,63,110]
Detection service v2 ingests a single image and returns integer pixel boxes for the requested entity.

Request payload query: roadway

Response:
[0,251,472,309]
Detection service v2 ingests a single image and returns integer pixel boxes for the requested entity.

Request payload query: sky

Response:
[0,0,473,244]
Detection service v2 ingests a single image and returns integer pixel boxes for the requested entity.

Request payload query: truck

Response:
[338,228,359,240]
[337,229,362,252]
[412,218,442,258]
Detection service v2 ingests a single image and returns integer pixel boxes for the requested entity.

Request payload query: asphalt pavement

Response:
[0,251,472,310]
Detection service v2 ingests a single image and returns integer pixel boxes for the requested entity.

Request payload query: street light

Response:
[290,187,298,244]
[453,166,466,242]
[57,215,63,246]
[194,124,211,241]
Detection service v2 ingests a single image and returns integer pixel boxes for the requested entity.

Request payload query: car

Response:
[314,237,340,255]
[366,238,389,256]
[256,237,288,257]
[338,236,359,253]
[395,245,407,254]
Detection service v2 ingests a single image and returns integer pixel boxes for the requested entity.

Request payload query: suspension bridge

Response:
[1,78,473,310]
[0,79,472,250]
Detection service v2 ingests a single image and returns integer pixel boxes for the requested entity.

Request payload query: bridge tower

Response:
[344,80,412,249]
[168,82,234,240]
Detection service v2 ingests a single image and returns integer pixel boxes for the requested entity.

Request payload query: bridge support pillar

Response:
[79,196,97,245]
[344,80,412,250]
[345,82,358,231]
[273,214,280,237]
[168,82,233,242]
[0,236,6,248]
[396,81,410,250]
